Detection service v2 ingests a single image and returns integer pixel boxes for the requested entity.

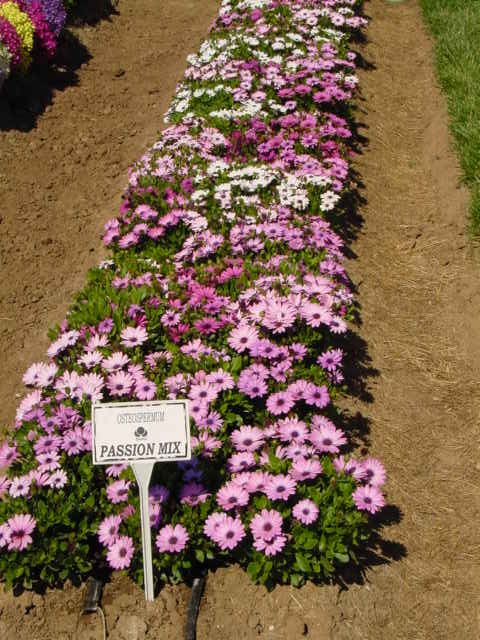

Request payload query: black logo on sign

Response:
[134,426,148,440]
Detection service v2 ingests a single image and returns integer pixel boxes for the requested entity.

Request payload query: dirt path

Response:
[1,1,480,638]
[0,0,219,429]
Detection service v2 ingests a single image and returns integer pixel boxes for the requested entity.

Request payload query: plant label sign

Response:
[91,400,191,602]
[91,400,191,464]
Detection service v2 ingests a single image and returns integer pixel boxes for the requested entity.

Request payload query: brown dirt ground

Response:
[1,0,480,638]
[0,0,220,429]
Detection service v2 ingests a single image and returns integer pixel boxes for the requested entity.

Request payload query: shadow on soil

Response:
[0,31,90,132]
[331,36,407,582]
[0,1,118,132]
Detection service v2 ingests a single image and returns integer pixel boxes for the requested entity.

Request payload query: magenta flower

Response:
[7,514,36,551]
[107,535,134,569]
[352,485,385,514]
[156,524,189,553]
[250,509,283,541]
[98,515,122,547]
[120,326,148,348]
[292,499,319,525]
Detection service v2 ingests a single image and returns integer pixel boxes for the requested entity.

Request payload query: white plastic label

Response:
[91,400,190,464]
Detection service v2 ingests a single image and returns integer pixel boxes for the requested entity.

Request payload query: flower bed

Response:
[0,0,66,86]
[0,0,386,592]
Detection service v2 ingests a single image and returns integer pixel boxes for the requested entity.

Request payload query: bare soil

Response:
[1,1,480,638]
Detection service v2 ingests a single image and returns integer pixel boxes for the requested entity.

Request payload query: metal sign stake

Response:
[131,462,155,602]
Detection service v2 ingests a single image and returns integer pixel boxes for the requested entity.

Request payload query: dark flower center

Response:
[169,536,178,545]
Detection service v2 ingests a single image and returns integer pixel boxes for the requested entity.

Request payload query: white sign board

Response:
[92,400,191,464]
[91,399,191,602]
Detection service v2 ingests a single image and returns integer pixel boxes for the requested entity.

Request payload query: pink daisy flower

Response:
[98,515,122,547]
[106,480,131,504]
[303,384,330,408]
[276,417,308,442]
[107,535,135,569]
[230,425,265,452]
[309,418,346,454]
[216,483,249,510]
[246,471,271,494]
[352,485,385,514]
[135,378,157,401]
[203,512,228,542]
[0,442,18,468]
[46,470,68,489]
[250,509,283,541]
[102,352,130,372]
[361,458,387,487]
[205,369,235,390]
[266,391,295,415]
[106,371,135,397]
[264,474,297,501]
[253,533,287,556]
[9,475,31,499]
[120,326,148,348]
[228,323,259,353]
[292,499,319,525]
[290,458,323,482]
[0,523,11,548]
[156,524,189,553]
[215,516,246,551]
[227,451,256,473]
[7,513,36,551]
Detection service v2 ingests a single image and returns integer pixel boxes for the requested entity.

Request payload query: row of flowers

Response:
[0,0,66,87]
[0,0,384,591]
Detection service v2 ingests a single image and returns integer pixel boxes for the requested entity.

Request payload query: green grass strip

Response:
[420,0,480,234]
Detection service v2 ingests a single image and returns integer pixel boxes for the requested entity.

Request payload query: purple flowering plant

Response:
[0,0,387,592]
